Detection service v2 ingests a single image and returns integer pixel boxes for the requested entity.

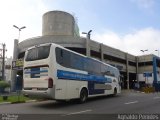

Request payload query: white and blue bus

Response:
[23,43,121,103]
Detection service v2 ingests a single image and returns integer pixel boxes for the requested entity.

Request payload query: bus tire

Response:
[113,88,117,96]
[79,88,88,103]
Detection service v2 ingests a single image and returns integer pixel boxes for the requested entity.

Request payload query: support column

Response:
[126,53,130,89]
[136,57,139,84]
[86,38,90,57]
[100,43,104,62]
[11,39,19,91]
[153,57,158,84]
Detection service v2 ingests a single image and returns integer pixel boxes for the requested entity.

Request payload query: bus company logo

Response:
[1,114,19,120]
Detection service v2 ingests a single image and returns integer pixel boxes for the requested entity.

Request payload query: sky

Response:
[0,0,160,57]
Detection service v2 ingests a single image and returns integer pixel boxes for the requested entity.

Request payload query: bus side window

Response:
[56,48,63,65]
[60,49,63,57]
[59,49,63,64]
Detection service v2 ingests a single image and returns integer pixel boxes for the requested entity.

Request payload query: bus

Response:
[23,43,121,103]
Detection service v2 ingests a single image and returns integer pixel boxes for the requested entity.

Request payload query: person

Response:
[134,82,139,90]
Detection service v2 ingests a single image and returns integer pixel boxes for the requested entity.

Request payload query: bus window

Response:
[56,47,63,64]
[70,52,84,70]
[26,44,51,61]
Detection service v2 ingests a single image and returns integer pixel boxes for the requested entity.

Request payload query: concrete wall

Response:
[19,36,137,74]
[42,11,75,36]
[18,36,85,53]
[103,44,126,60]
[138,54,153,62]
[138,66,153,74]
[137,54,154,74]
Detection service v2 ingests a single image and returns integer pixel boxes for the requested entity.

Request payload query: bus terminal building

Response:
[11,11,160,90]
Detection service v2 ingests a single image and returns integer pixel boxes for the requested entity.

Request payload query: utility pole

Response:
[2,43,6,80]
[0,43,6,80]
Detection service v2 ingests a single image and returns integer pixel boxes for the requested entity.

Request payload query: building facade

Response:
[11,10,160,90]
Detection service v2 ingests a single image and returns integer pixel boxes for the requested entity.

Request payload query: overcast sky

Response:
[0,0,160,57]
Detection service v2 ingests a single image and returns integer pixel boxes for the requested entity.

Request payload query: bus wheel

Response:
[79,88,88,103]
[113,88,117,96]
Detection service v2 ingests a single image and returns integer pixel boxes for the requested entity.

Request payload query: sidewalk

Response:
[121,89,144,94]
[121,89,160,94]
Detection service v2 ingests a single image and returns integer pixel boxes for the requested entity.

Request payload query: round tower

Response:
[42,11,79,36]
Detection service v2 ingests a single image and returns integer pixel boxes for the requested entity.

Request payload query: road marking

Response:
[62,109,92,116]
[124,101,138,105]
[153,97,160,99]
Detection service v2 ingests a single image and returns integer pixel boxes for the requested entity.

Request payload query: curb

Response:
[25,100,37,103]
[0,102,11,105]
[0,100,37,105]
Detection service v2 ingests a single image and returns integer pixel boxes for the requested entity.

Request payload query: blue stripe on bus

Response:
[57,70,112,83]
[24,68,48,78]
[57,70,109,95]
[31,68,40,78]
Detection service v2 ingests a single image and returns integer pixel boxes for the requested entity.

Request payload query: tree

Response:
[0,80,10,93]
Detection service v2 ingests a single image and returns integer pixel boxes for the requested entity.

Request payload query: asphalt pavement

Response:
[0,90,160,120]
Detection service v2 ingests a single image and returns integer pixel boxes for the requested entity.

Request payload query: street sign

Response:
[12,59,23,70]
[143,72,152,77]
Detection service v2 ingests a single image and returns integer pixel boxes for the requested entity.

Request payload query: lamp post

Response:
[140,49,148,54]
[82,30,92,57]
[13,25,26,41]
[82,30,92,39]
[12,25,26,91]
[140,49,148,86]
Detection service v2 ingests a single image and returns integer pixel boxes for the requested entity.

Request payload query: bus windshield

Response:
[25,44,51,61]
